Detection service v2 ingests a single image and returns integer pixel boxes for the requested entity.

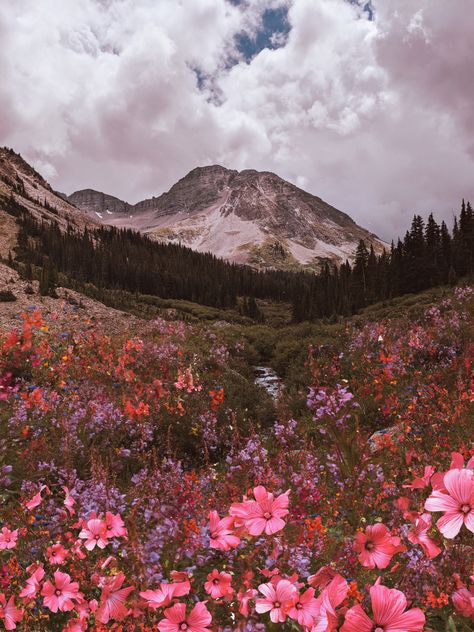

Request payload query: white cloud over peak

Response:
[0,0,473,240]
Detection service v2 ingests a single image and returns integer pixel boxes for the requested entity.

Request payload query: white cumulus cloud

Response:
[0,0,473,239]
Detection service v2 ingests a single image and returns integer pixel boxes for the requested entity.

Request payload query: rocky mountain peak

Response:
[67,164,386,270]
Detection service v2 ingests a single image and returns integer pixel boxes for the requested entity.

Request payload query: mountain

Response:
[0,147,98,238]
[69,166,386,270]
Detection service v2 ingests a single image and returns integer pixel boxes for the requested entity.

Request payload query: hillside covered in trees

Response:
[3,194,474,322]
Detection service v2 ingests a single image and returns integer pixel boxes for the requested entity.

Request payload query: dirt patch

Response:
[0,209,18,259]
[0,263,145,336]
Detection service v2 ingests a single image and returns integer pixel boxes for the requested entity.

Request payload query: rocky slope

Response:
[0,147,98,233]
[0,148,144,333]
[69,166,387,269]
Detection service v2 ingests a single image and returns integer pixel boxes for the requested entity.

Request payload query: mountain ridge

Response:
[68,164,386,270]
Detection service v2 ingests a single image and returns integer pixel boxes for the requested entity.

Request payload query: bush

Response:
[0,289,16,302]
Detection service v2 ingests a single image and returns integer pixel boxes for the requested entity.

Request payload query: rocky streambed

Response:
[254,366,283,400]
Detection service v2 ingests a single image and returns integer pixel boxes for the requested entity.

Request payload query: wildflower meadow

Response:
[0,286,472,631]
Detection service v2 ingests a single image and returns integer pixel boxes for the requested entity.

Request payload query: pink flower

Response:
[95,572,134,624]
[208,511,240,551]
[341,581,425,632]
[0,594,23,630]
[204,570,234,599]
[158,602,212,632]
[70,539,86,560]
[407,514,441,558]
[19,565,45,600]
[63,487,76,516]
[230,486,290,536]
[430,453,474,491]
[170,571,191,596]
[308,566,339,589]
[255,579,296,623]
[41,571,80,613]
[354,523,405,569]
[105,512,127,538]
[24,485,50,511]
[237,588,257,617]
[312,575,348,632]
[451,585,474,621]
[287,587,319,627]
[140,583,177,610]
[46,543,68,565]
[78,518,109,550]
[425,468,474,538]
[0,528,18,550]
[403,466,435,489]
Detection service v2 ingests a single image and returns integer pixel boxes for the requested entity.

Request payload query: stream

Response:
[254,366,283,400]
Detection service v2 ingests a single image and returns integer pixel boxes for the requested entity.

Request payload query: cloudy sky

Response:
[0,0,472,240]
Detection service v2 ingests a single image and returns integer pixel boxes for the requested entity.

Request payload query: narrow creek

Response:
[253,366,283,400]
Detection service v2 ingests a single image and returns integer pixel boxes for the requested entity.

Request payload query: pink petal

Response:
[255,600,273,614]
[265,517,286,535]
[164,603,186,624]
[246,517,267,535]
[425,490,459,513]
[340,605,373,632]
[258,583,276,601]
[158,621,179,632]
[370,547,393,569]
[272,492,290,511]
[253,486,270,505]
[275,580,296,602]
[436,512,464,538]
[370,584,406,625]
[187,602,212,628]
[464,511,474,533]
[327,575,349,607]
[443,468,473,505]
[385,607,425,631]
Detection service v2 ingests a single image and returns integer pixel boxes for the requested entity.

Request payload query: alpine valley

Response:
[68,165,386,270]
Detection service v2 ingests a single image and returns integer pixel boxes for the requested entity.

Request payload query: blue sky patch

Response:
[235,6,290,61]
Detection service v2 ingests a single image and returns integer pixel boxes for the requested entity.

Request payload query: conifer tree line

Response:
[3,195,474,322]
[291,201,474,320]
[10,202,297,309]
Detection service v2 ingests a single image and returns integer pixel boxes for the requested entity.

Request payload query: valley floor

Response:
[0,282,473,630]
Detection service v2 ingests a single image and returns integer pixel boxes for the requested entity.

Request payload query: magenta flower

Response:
[63,486,76,516]
[0,594,23,630]
[158,602,212,632]
[19,566,45,600]
[208,510,240,551]
[312,574,348,632]
[403,466,435,489]
[140,583,177,610]
[354,523,405,569]
[95,572,134,624]
[79,518,109,550]
[255,579,296,623]
[204,569,234,599]
[24,485,50,511]
[407,514,441,558]
[0,528,18,550]
[451,585,474,621]
[425,468,474,538]
[287,587,319,627]
[41,571,80,613]
[105,512,128,538]
[230,486,290,536]
[341,581,425,631]
[46,543,68,565]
